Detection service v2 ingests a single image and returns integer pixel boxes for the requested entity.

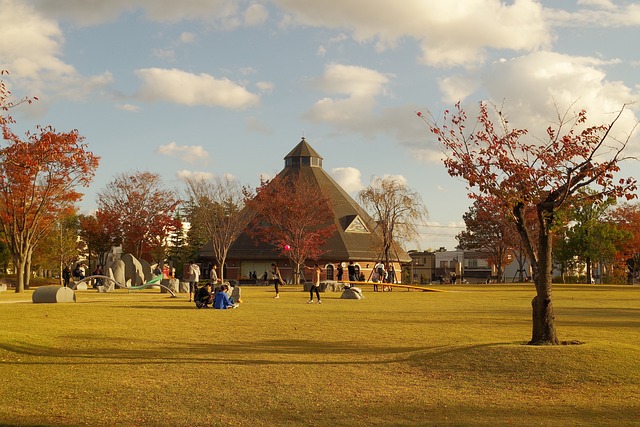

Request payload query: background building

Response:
[200,138,411,284]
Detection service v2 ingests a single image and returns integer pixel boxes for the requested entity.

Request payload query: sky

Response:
[1,0,640,252]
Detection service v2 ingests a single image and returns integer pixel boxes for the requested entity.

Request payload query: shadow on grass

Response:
[0,338,519,367]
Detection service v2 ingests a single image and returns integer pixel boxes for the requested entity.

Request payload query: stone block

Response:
[340,286,364,300]
[179,281,190,293]
[0,283,6,292]
[32,285,76,303]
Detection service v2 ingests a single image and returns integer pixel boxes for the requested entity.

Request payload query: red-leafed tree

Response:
[244,172,336,284]
[422,102,637,344]
[96,171,180,262]
[0,74,99,292]
[78,213,120,269]
[456,196,520,283]
[607,202,640,283]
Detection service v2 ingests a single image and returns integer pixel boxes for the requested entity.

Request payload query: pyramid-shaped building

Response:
[199,138,411,283]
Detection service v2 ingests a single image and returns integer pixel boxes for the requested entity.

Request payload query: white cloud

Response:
[243,3,268,26]
[438,74,479,104]
[377,174,408,187]
[152,48,175,61]
[32,0,242,26]
[157,142,210,164]
[176,170,214,181]
[546,3,640,28]
[180,32,196,43]
[256,81,274,93]
[274,0,551,67]
[306,64,390,125]
[116,103,141,112]
[331,167,364,193]
[481,51,639,144]
[0,0,111,98]
[135,68,260,109]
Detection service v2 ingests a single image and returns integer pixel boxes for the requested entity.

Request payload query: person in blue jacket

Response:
[214,284,237,309]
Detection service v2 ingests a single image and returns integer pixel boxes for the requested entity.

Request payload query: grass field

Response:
[0,283,638,426]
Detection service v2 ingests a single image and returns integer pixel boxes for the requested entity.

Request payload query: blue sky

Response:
[1,0,639,251]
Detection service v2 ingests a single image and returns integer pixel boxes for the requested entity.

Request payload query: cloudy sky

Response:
[1,0,639,251]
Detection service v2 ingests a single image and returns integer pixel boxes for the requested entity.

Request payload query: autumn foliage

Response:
[422,101,637,344]
[96,171,181,262]
[1,72,99,291]
[456,196,519,282]
[244,172,336,284]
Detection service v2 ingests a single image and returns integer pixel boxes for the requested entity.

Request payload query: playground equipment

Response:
[71,275,177,297]
[342,280,445,292]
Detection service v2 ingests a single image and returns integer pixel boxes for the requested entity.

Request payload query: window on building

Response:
[326,264,334,280]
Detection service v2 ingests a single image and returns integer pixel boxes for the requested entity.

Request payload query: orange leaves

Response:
[425,101,636,217]
[96,171,179,260]
[245,172,336,263]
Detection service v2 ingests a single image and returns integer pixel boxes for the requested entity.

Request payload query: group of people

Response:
[194,282,238,309]
[188,261,222,301]
[62,263,89,287]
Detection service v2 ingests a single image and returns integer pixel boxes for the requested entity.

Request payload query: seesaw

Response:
[341,280,445,292]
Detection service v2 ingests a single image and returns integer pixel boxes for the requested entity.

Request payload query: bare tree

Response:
[183,175,248,282]
[358,177,428,266]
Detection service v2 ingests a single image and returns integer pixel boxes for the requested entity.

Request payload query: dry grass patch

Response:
[0,284,638,426]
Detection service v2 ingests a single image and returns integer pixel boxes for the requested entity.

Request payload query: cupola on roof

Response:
[284,137,323,169]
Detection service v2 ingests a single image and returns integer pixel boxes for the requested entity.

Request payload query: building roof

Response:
[284,137,323,160]
[201,138,411,263]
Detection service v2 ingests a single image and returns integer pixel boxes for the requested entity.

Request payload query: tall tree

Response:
[606,202,640,284]
[358,176,428,267]
[562,195,620,284]
[244,173,336,284]
[183,176,247,282]
[456,196,519,283]
[32,213,81,285]
[1,74,99,292]
[78,213,119,269]
[96,171,180,262]
[422,102,637,344]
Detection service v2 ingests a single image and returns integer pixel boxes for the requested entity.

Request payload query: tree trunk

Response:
[24,248,33,290]
[530,293,558,344]
[530,207,559,345]
[14,258,25,293]
[585,257,592,284]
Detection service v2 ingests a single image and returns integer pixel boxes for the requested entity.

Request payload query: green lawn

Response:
[0,284,638,426]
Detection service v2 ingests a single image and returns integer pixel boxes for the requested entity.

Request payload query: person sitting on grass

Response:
[194,283,214,308]
[214,284,237,309]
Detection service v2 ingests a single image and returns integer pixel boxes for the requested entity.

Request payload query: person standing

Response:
[188,261,201,302]
[211,264,219,284]
[336,263,344,282]
[271,263,284,299]
[62,265,71,287]
[92,264,103,288]
[387,264,396,284]
[347,261,357,282]
[305,264,322,304]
